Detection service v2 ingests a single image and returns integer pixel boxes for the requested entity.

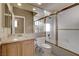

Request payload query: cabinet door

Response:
[21,40,35,56]
[0,46,2,56]
[2,44,7,56]
[6,42,21,56]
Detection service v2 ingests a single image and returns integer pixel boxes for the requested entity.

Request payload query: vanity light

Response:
[46,23,50,32]
[14,39,18,41]
[37,3,42,5]
[44,10,47,14]
[44,10,51,16]
[14,20,18,28]
[35,21,39,25]
[17,3,22,6]
[33,8,36,11]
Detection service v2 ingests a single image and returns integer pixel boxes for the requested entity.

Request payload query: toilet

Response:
[36,37,51,55]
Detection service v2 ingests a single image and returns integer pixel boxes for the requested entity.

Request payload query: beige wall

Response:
[0,4,2,28]
[0,3,4,28]
[13,7,33,33]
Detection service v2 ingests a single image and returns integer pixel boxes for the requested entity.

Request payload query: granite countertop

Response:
[0,33,35,45]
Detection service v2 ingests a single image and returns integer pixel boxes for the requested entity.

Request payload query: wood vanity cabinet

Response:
[0,46,2,56]
[1,39,35,56]
[21,40,35,56]
[2,44,7,56]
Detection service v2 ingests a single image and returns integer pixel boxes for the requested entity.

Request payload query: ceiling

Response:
[30,3,74,13]
[11,3,74,13]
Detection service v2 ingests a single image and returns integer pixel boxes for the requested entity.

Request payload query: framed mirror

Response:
[13,15,25,34]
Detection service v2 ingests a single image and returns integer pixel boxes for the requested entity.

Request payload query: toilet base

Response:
[36,45,52,56]
[41,47,52,56]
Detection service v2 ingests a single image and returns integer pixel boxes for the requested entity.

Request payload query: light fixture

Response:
[14,20,18,28]
[35,21,39,25]
[14,38,18,41]
[44,10,47,14]
[17,3,22,6]
[37,3,42,5]
[46,23,50,32]
[44,10,51,16]
[33,8,36,11]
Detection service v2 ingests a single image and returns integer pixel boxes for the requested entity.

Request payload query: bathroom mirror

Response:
[13,16,25,34]
[4,3,35,35]
[4,4,26,34]
[2,4,12,36]
[4,4,12,28]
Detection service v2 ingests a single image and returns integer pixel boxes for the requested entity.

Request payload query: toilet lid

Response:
[41,44,51,48]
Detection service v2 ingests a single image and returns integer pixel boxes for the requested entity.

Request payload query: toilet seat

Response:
[39,44,51,48]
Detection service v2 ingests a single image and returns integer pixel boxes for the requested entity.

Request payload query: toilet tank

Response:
[36,37,46,45]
